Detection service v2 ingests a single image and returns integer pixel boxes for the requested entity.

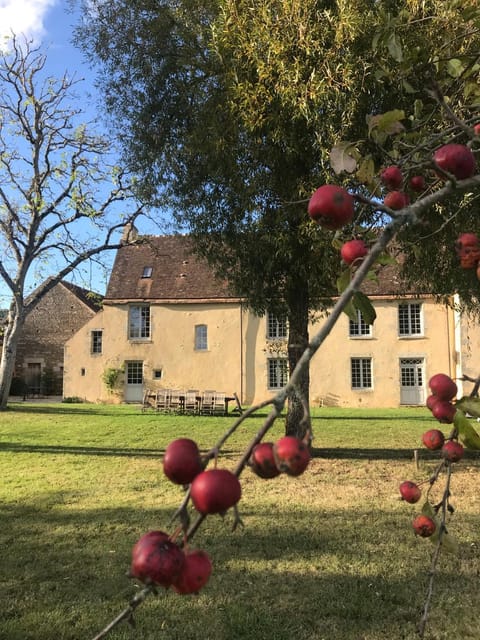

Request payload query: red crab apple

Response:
[130,531,185,587]
[412,514,436,537]
[457,232,480,248]
[433,144,476,180]
[190,468,241,515]
[442,440,464,463]
[428,373,457,401]
[249,442,281,479]
[340,239,368,265]
[273,436,311,477]
[380,165,403,190]
[431,400,456,424]
[399,481,421,504]
[383,190,410,210]
[426,394,439,411]
[163,438,203,485]
[422,429,445,451]
[172,549,212,595]
[308,185,354,230]
[474,123,480,136]
[409,175,426,192]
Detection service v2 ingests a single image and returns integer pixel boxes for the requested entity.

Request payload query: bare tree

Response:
[0,35,147,409]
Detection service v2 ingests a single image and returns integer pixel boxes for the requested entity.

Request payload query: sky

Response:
[0,1,163,306]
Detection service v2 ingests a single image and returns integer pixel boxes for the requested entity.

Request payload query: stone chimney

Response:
[121,222,139,244]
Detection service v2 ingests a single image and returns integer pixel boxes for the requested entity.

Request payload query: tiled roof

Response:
[60,281,103,311]
[104,234,427,303]
[104,235,234,302]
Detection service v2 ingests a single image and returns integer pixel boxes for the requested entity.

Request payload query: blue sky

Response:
[0,2,165,306]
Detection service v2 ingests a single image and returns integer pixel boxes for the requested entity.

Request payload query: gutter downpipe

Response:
[453,294,464,397]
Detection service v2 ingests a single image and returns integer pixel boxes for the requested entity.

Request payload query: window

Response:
[142,266,153,278]
[195,324,208,350]
[349,310,372,337]
[153,369,163,379]
[91,330,103,354]
[268,358,289,389]
[398,303,422,336]
[126,361,143,384]
[129,305,151,339]
[267,312,287,339]
[351,358,373,389]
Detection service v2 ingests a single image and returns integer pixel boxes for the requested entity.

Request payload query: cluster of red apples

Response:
[307,141,478,267]
[399,373,463,539]
[129,434,310,593]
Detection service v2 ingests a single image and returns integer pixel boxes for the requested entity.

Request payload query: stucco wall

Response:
[64,296,462,408]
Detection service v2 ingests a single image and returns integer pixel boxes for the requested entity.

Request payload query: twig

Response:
[91,584,156,640]
[417,464,453,638]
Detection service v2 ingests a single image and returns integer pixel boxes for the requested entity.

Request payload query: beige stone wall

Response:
[64,296,463,408]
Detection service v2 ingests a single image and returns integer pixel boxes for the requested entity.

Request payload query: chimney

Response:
[121,222,139,244]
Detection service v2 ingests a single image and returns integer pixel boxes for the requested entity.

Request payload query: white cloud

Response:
[0,0,58,44]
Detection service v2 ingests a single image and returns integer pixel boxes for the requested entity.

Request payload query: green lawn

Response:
[1,402,479,640]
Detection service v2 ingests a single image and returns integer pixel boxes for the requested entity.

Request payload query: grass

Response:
[1,402,479,640]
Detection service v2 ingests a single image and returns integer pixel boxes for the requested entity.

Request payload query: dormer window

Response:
[142,266,153,278]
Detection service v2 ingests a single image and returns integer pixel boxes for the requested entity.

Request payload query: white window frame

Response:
[349,310,372,338]
[129,305,151,340]
[266,312,288,339]
[194,324,208,351]
[398,302,423,337]
[267,357,289,389]
[351,357,373,390]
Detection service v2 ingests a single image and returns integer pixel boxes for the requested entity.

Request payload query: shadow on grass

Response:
[2,501,479,640]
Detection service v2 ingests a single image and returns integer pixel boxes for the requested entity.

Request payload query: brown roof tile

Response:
[104,235,235,302]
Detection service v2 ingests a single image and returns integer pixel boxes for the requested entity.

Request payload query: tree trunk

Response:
[0,305,24,409]
[285,285,310,438]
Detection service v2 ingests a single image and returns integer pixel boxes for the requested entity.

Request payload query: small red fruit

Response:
[383,190,410,210]
[190,469,242,515]
[474,123,480,136]
[442,440,464,463]
[249,442,281,479]
[409,175,426,192]
[422,429,445,451]
[426,394,439,411]
[457,232,480,248]
[433,144,476,180]
[412,514,436,537]
[130,531,185,587]
[172,549,212,595]
[431,400,456,424]
[163,438,203,485]
[273,436,311,477]
[428,373,457,401]
[455,234,480,269]
[399,481,421,504]
[308,185,355,230]
[380,165,403,190]
[340,239,368,265]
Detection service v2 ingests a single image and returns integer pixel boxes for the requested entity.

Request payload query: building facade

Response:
[63,235,478,407]
[13,280,101,396]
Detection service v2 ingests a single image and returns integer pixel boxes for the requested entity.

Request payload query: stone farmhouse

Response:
[11,280,102,397]
[62,234,480,408]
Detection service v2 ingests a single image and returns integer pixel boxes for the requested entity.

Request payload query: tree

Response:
[75,1,480,435]
[0,35,147,409]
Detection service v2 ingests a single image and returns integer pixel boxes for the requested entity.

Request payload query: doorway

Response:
[400,358,425,405]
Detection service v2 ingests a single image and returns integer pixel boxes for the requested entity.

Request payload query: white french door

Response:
[400,358,425,405]
[125,361,144,402]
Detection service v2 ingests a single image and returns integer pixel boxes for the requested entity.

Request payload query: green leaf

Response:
[455,396,480,418]
[352,291,376,325]
[387,32,403,62]
[421,501,458,554]
[454,410,480,450]
[342,299,358,323]
[336,269,351,295]
[368,110,405,137]
[356,156,376,187]
[447,58,465,79]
